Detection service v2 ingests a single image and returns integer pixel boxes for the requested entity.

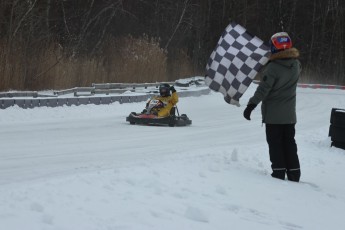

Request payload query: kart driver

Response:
[143,83,178,117]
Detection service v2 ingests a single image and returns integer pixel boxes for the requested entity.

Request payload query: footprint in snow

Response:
[300,181,322,191]
[184,206,209,223]
[41,214,54,225]
[30,202,44,213]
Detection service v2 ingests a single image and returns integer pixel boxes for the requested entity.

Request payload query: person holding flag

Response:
[243,32,302,182]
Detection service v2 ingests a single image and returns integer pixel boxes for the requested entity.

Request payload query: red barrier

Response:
[297,83,345,90]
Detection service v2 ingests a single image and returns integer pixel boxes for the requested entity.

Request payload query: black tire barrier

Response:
[331,141,345,150]
[330,108,345,128]
[329,125,345,143]
[329,108,345,150]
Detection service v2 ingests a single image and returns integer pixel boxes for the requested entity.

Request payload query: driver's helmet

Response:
[159,83,171,97]
[270,32,292,54]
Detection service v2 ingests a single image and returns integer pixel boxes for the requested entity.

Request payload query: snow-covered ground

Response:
[0,84,345,230]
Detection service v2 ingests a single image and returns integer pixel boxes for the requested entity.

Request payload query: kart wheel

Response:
[168,116,176,127]
[130,121,135,125]
[181,114,188,120]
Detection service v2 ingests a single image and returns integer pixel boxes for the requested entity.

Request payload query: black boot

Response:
[287,169,301,182]
[271,169,286,180]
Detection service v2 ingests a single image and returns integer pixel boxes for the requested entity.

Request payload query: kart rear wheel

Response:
[181,114,187,119]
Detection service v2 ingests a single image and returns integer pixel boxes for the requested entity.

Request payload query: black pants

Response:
[265,124,301,182]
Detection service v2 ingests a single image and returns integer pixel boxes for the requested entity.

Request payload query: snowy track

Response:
[1,85,345,230]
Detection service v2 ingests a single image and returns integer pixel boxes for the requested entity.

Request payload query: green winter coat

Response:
[248,48,301,124]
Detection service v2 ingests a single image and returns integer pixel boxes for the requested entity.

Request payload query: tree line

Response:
[0,0,344,90]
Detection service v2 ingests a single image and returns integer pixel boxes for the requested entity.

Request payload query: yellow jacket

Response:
[147,91,179,117]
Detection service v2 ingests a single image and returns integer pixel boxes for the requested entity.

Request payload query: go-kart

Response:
[126,99,192,127]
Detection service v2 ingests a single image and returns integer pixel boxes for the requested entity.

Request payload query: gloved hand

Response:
[141,109,147,114]
[243,104,257,120]
[170,86,176,93]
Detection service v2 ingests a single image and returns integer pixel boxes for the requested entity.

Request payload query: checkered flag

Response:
[206,22,270,106]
